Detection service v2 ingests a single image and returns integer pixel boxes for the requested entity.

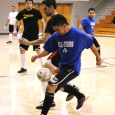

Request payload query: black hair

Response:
[42,0,57,9]
[51,14,69,27]
[88,8,95,13]
[12,6,15,8]
[25,0,33,4]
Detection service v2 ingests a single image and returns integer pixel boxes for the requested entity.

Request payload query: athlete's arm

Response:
[79,24,85,32]
[6,19,10,26]
[6,13,10,26]
[90,44,102,66]
[40,18,45,36]
[79,24,92,37]
[31,50,50,62]
[19,32,51,45]
[4,19,10,29]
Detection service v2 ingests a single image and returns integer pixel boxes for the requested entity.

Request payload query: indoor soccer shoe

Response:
[6,41,12,43]
[76,94,89,109]
[36,101,56,109]
[18,68,27,73]
[66,85,79,101]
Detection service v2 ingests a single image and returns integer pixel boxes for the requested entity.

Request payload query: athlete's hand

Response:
[4,25,7,29]
[13,31,17,36]
[31,55,38,62]
[18,38,30,45]
[96,59,102,66]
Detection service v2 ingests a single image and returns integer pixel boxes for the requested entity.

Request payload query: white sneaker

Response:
[96,63,106,68]
[84,94,89,101]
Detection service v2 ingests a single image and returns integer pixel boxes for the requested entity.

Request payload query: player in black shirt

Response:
[18,1,61,73]
[19,0,85,110]
[14,0,45,73]
[111,16,115,24]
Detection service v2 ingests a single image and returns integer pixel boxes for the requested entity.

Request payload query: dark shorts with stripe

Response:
[47,50,61,68]
[20,35,40,51]
[9,24,19,33]
[20,44,40,51]
[48,65,78,92]
[92,37,100,48]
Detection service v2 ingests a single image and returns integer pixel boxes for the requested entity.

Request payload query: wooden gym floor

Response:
[0,34,115,115]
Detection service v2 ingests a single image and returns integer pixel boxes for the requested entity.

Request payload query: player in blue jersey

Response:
[79,8,105,67]
[31,14,102,115]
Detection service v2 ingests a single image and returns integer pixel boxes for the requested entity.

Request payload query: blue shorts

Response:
[48,65,78,92]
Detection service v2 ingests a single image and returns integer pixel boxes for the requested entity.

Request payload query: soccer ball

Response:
[37,67,52,82]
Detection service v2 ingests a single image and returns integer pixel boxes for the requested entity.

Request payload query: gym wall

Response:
[0,0,102,34]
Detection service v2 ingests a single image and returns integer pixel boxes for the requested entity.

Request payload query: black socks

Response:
[41,93,54,115]
[63,84,84,99]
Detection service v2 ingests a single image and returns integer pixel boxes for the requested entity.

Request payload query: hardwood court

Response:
[0,35,115,115]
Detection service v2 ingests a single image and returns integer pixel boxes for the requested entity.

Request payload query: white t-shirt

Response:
[8,11,18,25]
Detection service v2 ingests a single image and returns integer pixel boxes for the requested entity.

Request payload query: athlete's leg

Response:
[93,37,100,55]
[37,54,79,110]
[40,84,56,114]
[40,66,87,115]
[43,60,59,75]
[9,32,13,42]
[36,60,57,109]
[66,82,79,101]
[18,44,28,73]
[7,25,13,43]
[41,60,79,101]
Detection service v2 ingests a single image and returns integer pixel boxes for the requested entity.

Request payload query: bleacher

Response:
[94,11,115,35]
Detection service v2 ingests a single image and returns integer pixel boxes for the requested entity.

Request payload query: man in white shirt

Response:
[5,6,19,43]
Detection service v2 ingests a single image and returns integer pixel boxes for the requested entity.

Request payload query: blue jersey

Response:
[43,27,93,75]
[81,16,95,37]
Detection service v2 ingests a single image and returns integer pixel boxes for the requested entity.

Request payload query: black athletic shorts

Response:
[92,37,100,48]
[20,35,40,51]
[20,44,40,51]
[48,65,78,92]
[47,50,61,68]
[9,24,19,33]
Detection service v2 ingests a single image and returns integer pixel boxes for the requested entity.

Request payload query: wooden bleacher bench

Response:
[99,19,112,24]
[94,31,115,35]
[94,27,115,32]
[94,11,115,35]
[111,11,115,15]
[95,24,115,28]
[105,15,114,20]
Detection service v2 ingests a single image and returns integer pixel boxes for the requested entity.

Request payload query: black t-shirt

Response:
[16,8,42,40]
[45,16,55,35]
[111,20,115,24]
[45,16,61,68]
